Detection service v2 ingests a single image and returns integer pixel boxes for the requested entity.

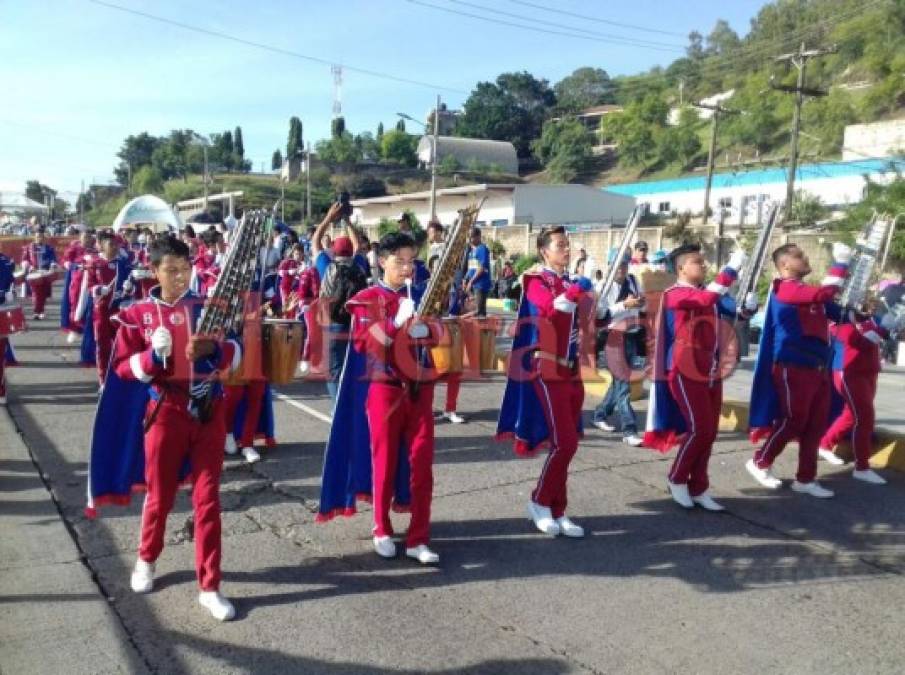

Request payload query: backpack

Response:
[320,259,367,326]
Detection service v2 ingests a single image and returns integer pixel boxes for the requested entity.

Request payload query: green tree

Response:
[705,19,740,56]
[395,118,406,133]
[438,154,460,174]
[380,129,418,165]
[354,132,380,162]
[25,180,47,203]
[132,165,164,195]
[271,148,283,171]
[115,132,161,185]
[315,131,362,165]
[532,117,594,182]
[287,116,303,160]
[331,116,346,139]
[234,126,247,171]
[376,121,385,142]
[790,190,827,227]
[553,67,614,112]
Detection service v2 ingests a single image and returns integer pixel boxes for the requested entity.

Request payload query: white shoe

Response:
[130,559,155,594]
[297,360,310,376]
[0,395,6,406]
[224,434,238,455]
[198,590,236,621]
[592,419,616,432]
[443,411,466,424]
[37,313,45,320]
[622,434,643,447]
[66,331,78,344]
[746,458,782,489]
[405,544,440,564]
[556,516,585,538]
[667,481,694,509]
[373,535,396,558]
[818,448,845,465]
[241,446,261,464]
[692,492,726,512]
[97,385,104,396]
[791,480,834,498]
[526,501,561,536]
[853,469,887,485]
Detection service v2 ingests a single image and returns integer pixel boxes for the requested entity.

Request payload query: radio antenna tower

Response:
[331,64,343,118]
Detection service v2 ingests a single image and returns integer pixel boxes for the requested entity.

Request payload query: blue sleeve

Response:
[717,294,738,319]
[825,301,845,324]
[315,251,331,279]
[478,245,490,271]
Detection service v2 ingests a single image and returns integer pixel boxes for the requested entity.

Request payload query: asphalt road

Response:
[3,298,905,674]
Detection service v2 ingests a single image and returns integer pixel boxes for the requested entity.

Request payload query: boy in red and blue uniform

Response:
[85,231,133,386]
[21,227,58,319]
[61,230,96,338]
[0,252,16,403]
[747,242,851,498]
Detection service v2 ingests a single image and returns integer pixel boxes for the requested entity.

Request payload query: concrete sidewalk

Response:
[0,407,147,674]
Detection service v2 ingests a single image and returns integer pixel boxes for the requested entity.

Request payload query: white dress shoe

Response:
[297,360,310,376]
[66,331,78,344]
[130,559,155,594]
[592,419,616,432]
[526,501,561,536]
[405,544,440,564]
[791,480,834,498]
[556,516,585,538]
[373,535,396,558]
[853,469,887,485]
[667,481,695,509]
[746,458,782,489]
[818,448,845,465]
[224,434,238,455]
[0,395,6,406]
[241,446,261,464]
[622,434,643,447]
[443,411,466,424]
[692,492,725,512]
[198,591,236,621]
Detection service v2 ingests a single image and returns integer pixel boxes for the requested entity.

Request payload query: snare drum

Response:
[13,270,25,284]
[0,303,27,337]
[132,268,154,280]
[26,269,57,283]
[262,318,304,384]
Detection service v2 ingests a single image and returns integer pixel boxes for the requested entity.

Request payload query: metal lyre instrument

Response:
[839,211,897,311]
[597,206,641,302]
[733,202,780,305]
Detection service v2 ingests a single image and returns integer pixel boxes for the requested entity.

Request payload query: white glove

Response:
[553,293,576,313]
[407,322,429,339]
[122,279,134,294]
[394,297,416,328]
[727,249,748,272]
[151,327,172,360]
[832,242,852,264]
[744,291,758,312]
[92,284,111,298]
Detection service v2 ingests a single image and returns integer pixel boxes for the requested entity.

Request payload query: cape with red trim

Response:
[748,289,784,443]
[642,289,688,453]
[317,311,412,522]
[60,265,75,332]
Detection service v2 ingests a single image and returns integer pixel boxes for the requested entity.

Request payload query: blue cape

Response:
[642,291,687,452]
[60,265,74,332]
[317,319,411,522]
[749,292,781,442]
[80,297,96,366]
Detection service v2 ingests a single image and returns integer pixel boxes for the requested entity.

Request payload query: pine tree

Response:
[287,116,303,159]
[395,118,406,133]
[377,121,385,141]
[271,148,283,171]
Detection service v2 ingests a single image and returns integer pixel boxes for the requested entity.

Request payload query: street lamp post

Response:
[397,94,442,223]
[192,133,211,211]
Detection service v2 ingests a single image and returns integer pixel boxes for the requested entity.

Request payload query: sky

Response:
[1,0,769,203]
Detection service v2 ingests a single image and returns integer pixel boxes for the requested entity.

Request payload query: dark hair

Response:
[668,242,701,271]
[413,229,428,247]
[183,224,196,239]
[149,235,191,266]
[428,221,444,233]
[377,231,417,258]
[200,228,221,247]
[34,226,46,235]
[635,241,649,251]
[96,230,115,244]
[536,225,566,252]
[772,243,799,267]
[470,227,482,238]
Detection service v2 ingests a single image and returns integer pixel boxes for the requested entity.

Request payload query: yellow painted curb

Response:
[583,370,645,401]
[720,399,750,432]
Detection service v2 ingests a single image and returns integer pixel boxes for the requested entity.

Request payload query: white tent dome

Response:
[112,194,183,233]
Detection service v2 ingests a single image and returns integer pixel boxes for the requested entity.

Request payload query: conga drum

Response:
[430,318,464,375]
[477,316,499,372]
[0,303,27,336]
[262,318,304,384]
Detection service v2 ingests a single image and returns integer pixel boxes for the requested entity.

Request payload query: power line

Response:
[404,0,685,53]
[506,0,687,38]
[87,0,469,94]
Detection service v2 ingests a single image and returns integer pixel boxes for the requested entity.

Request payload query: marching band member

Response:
[817,309,901,484]
[100,235,241,621]
[61,229,96,341]
[85,231,132,387]
[747,243,851,498]
[277,244,305,312]
[644,244,754,510]
[21,226,58,320]
[0,252,16,404]
[496,226,589,538]
[318,231,441,565]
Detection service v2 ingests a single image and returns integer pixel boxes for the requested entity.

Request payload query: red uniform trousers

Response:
[67,271,85,332]
[223,380,266,447]
[443,372,462,413]
[667,372,722,496]
[531,360,584,519]
[0,337,7,397]
[139,400,226,591]
[754,364,831,483]
[367,381,435,547]
[28,276,52,315]
[820,370,877,471]
[93,304,116,384]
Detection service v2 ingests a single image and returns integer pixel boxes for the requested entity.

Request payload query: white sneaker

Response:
[592,419,616,432]
[66,331,78,344]
[198,590,236,621]
[443,411,466,424]
[556,516,585,538]
[526,501,561,536]
[97,385,104,396]
[37,313,45,320]
[791,480,834,498]
[818,448,845,465]
[130,559,155,594]
[373,535,396,558]
[667,481,694,509]
[297,360,310,376]
[746,458,782,489]
[241,446,261,464]
[224,434,238,455]
[692,492,726,512]
[853,469,887,485]
[405,544,440,564]
[622,434,643,447]
[0,395,6,406]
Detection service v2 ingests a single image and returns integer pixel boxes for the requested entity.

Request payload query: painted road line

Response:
[272,390,333,424]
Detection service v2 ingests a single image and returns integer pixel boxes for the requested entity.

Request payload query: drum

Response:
[479,326,496,371]
[0,303,27,337]
[430,318,464,375]
[26,269,57,283]
[13,271,25,284]
[132,268,154,280]
[262,318,304,384]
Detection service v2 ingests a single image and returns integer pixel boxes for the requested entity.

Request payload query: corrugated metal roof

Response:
[604,157,905,196]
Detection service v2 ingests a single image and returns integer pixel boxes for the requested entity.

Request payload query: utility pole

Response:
[305,142,312,222]
[429,94,441,223]
[695,101,738,267]
[771,42,836,223]
[79,179,85,223]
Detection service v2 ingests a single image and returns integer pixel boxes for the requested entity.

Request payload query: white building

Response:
[351,183,635,229]
[606,158,905,226]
